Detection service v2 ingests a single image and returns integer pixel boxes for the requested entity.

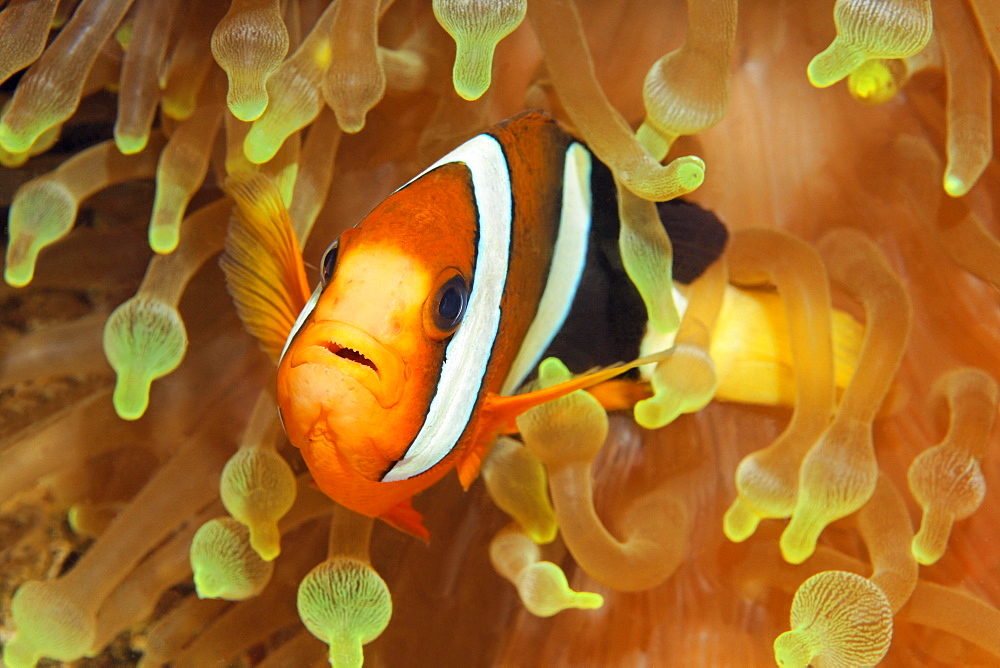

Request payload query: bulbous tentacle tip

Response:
[148,220,181,255]
[433,0,526,102]
[4,238,39,288]
[674,155,706,192]
[9,580,96,664]
[6,179,78,286]
[248,522,282,562]
[847,59,902,104]
[0,118,38,154]
[779,571,893,667]
[243,125,282,165]
[104,297,189,420]
[190,517,275,601]
[944,174,969,198]
[633,343,717,429]
[722,497,762,544]
[779,514,823,565]
[807,42,867,88]
[112,370,153,421]
[481,437,558,545]
[910,505,956,566]
[773,630,813,668]
[297,558,392,668]
[221,446,297,561]
[334,110,368,135]
[452,44,494,101]
[114,131,150,155]
[228,91,270,123]
[517,562,604,617]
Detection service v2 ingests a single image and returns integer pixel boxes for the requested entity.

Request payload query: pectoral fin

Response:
[456,349,672,487]
[221,172,312,363]
[483,349,673,431]
[380,498,430,542]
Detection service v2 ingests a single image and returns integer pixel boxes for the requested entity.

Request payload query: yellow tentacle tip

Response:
[808,0,932,89]
[847,59,903,104]
[943,174,968,198]
[489,525,603,617]
[633,342,717,429]
[4,179,78,287]
[103,297,188,420]
[190,517,275,600]
[517,357,609,468]
[211,0,290,122]
[774,571,892,667]
[297,558,392,668]
[517,562,604,617]
[432,0,527,101]
[722,497,763,543]
[5,580,95,665]
[481,437,558,544]
[221,447,298,561]
[807,38,868,88]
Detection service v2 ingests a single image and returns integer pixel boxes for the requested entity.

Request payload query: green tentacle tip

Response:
[5,180,79,287]
[244,124,282,165]
[103,297,188,420]
[148,186,185,254]
[633,344,717,429]
[433,0,527,102]
[675,156,705,191]
[774,571,892,667]
[722,497,762,544]
[452,44,495,101]
[298,558,392,668]
[115,132,149,155]
[519,562,604,617]
[5,580,95,665]
[847,59,899,105]
[537,356,572,387]
[0,119,39,155]
[230,94,269,124]
[190,517,275,601]
[221,447,297,561]
[148,223,180,255]
[943,174,968,198]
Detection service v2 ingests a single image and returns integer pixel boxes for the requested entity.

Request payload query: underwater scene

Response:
[1,0,999,665]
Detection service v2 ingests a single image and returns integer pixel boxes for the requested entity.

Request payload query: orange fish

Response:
[222,112,727,539]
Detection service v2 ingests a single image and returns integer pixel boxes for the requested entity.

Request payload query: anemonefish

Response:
[222,111,727,539]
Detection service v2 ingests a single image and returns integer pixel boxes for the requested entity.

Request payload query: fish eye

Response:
[320,239,339,287]
[432,275,468,333]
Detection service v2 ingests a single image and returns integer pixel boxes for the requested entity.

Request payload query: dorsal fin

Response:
[221,172,311,363]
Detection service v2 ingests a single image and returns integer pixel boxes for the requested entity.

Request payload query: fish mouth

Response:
[288,321,405,408]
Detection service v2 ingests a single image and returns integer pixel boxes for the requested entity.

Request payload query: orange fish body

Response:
[224,112,727,538]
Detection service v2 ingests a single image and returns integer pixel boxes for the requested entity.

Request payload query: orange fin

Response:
[380,498,430,542]
[586,379,654,412]
[454,350,673,488]
[456,438,491,490]
[482,349,674,432]
[220,172,311,364]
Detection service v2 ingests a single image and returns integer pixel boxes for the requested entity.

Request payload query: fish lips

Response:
[288,321,405,409]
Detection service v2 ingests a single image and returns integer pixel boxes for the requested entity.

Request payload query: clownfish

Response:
[222,111,727,539]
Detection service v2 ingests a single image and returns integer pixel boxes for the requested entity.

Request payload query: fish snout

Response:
[288,322,405,408]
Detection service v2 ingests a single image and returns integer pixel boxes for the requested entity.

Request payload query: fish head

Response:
[276,163,478,494]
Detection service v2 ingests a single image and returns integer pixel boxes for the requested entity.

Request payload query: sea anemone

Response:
[2,0,999,665]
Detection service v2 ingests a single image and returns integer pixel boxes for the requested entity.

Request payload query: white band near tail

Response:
[382,134,513,482]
